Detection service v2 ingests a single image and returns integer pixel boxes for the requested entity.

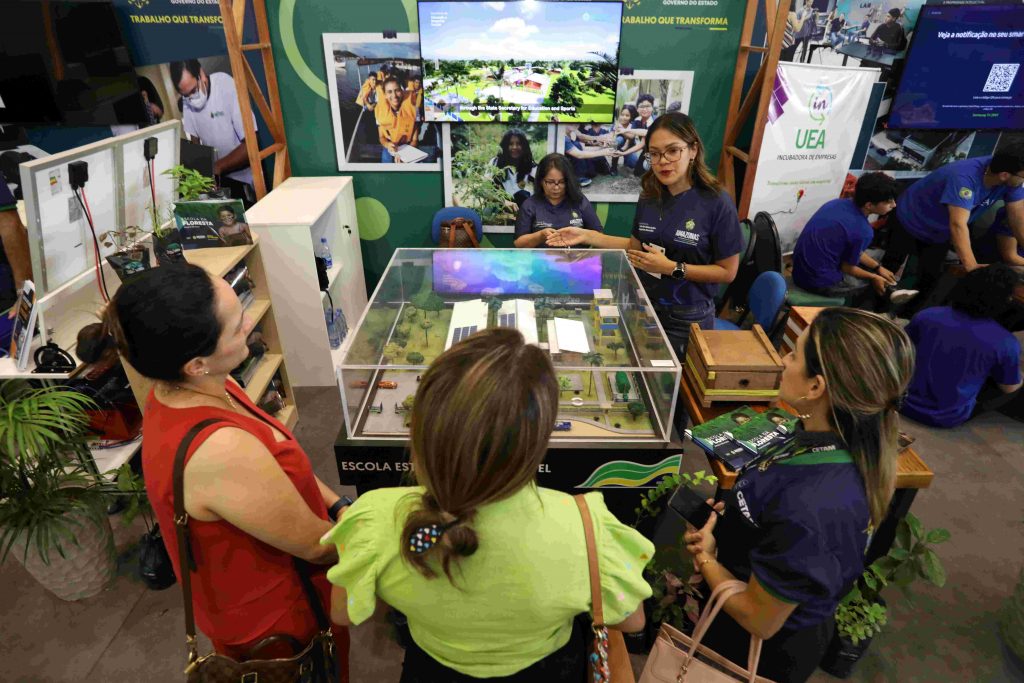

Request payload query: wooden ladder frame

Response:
[219,0,291,200]
[718,0,793,220]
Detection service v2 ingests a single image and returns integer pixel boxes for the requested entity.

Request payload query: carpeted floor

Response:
[2,384,1023,682]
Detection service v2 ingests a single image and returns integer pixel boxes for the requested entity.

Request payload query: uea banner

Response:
[748,63,879,253]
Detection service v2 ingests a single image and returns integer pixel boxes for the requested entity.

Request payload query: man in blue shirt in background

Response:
[793,172,917,308]
[902,264,1023,428]
[880,143,1024,313]
[0,175,33,347]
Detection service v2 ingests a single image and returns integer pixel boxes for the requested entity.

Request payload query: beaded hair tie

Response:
[408,520,458,554]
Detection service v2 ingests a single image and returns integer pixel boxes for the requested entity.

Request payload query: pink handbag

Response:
[639,580,777,683]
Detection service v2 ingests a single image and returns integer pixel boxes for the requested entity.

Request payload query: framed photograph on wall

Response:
[322,33,442,171]
[556,69,695,203]
[442,123,555,233]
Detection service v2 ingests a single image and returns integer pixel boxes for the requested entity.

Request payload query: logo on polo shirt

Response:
[685,219,695,230]
[637,222,657,234]
[959,187,973,200]
[736,491,755,524]
[674,227,700,245]
[211,111,226,119]
[570,211,583,227]
[536,221,553,228]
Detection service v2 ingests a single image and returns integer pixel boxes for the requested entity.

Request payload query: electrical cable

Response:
[74,187,110,303]
[147,158,158,230]
[325,289,336,324]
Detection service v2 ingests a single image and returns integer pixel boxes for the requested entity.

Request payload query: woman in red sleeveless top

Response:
[103,263,349,679]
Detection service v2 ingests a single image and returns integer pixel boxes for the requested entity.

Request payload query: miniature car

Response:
[553,421,572,431]
[349,380,369,388]
[377,381,398,389]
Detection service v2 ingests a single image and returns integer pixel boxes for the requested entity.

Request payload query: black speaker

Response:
[315,256,329,290]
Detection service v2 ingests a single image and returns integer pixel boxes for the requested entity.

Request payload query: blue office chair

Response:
[714,271,788,334]
[431,207,483,245]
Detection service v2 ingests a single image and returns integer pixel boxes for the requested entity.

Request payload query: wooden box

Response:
[780,306,825,356]
[684,324,784,407]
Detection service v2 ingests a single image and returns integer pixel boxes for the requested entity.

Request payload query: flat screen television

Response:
[0,0,147,126]
[888,3,1024,130]
[418,0,622,123]
[432,250,603,295]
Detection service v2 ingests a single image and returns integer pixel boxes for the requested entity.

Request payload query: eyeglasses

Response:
[645,145,689,164]
[542,179,566,187]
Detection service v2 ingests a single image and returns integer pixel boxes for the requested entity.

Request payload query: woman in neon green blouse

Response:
[322,328,653,680]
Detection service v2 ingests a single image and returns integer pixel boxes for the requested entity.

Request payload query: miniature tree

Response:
[410,291,444,318]
[487,296,503,326]
[607,341,625,358]
[615,371,630,397]
[583,352,604,394]
[628,401,646,422]
[419,319,433,344]
[406,351,425,365]
[558,375,572,396]
[402,394,416,412]
[393,325,411,344]
[404,307,419,321]
[383,342,403,363]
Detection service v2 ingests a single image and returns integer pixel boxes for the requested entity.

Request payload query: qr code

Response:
[983,64,1020,93]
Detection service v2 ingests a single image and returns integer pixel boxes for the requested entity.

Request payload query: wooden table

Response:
[679,373,933,563]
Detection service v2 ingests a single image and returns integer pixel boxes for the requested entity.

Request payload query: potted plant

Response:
[0,382,117,601]
[820,513,950,678]
[627,470,718,652]
[151,165,217,264]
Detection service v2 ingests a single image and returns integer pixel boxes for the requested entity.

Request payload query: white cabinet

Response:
[247,177,367,387]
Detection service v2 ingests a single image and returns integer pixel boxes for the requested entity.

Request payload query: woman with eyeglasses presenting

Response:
[550,113,742,361]
[514,153,604,248]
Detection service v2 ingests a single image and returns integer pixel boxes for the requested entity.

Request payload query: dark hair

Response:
[887,8,901,18]
[400,328,558,583]
[803,308,915,527]
[170,59,202,90]
[217,204,236,216]
[619,104,638,121]
[853,172,899,207]
[382,75,403,92]
[950,263,1020,319]
[641,112,722,200]
[989,142,1024,175]
[636,93,655,107]
[666,101,682,113]
[102,263,222,382]
[534,153,584,205]
[495,128,535,182]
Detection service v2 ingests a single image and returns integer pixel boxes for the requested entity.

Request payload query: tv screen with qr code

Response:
[889,4,1024,130]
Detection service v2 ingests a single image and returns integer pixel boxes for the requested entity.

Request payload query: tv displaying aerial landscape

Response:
[432,250,603,295]
[418,0,622,123]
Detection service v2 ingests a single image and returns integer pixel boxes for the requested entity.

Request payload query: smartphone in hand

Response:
[668,485,719,529]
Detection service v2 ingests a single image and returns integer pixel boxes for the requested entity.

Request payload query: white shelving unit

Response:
[89,438,143,482]
[247,176,368,388]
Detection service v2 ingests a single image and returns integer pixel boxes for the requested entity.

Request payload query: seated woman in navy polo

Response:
[683,308,915,683]
[901,264,1023,428]
[513,153,603,249]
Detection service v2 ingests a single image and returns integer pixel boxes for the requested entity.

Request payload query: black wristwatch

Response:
[671,261,687,280]
[327,496,354,522]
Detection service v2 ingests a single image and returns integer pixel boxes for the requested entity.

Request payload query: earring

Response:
[796,395,812,420]
[203,370,210,376]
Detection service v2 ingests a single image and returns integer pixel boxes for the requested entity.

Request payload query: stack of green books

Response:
[685,406,798,471]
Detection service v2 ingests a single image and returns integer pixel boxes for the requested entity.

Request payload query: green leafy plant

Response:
[110,463,154,530]
[0,382,107,565]
[835,513,950,644]
[163,165,216,201]
[633,471,718,631]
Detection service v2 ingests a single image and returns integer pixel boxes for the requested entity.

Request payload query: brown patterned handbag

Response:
[439,216,480,248]
[172,419,340,683]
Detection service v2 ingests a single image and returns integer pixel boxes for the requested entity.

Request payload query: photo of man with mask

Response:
[170,58,256,192]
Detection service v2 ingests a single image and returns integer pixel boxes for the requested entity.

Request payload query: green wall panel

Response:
[267,0,744,287]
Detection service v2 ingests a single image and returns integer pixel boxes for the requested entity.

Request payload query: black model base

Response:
[334,423,686,522]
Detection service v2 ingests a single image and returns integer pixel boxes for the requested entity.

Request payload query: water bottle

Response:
[326,309,341,349]
[318,237,333,269]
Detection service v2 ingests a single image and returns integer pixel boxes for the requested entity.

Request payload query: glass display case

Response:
[337,249,681,443]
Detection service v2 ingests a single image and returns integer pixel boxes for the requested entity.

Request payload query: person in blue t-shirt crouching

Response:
[879,143,1024,314]
[902,264,1023,428]
[792,172,917,309]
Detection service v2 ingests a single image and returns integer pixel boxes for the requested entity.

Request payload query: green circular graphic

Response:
[356,197,391,241]
[280,0,326,99]
[595,203,610,226]
[401,0,419,31]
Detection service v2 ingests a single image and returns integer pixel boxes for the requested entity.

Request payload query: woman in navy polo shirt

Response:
[550,112,742,361]
[513,153,603,248]
[683,309,915,682]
